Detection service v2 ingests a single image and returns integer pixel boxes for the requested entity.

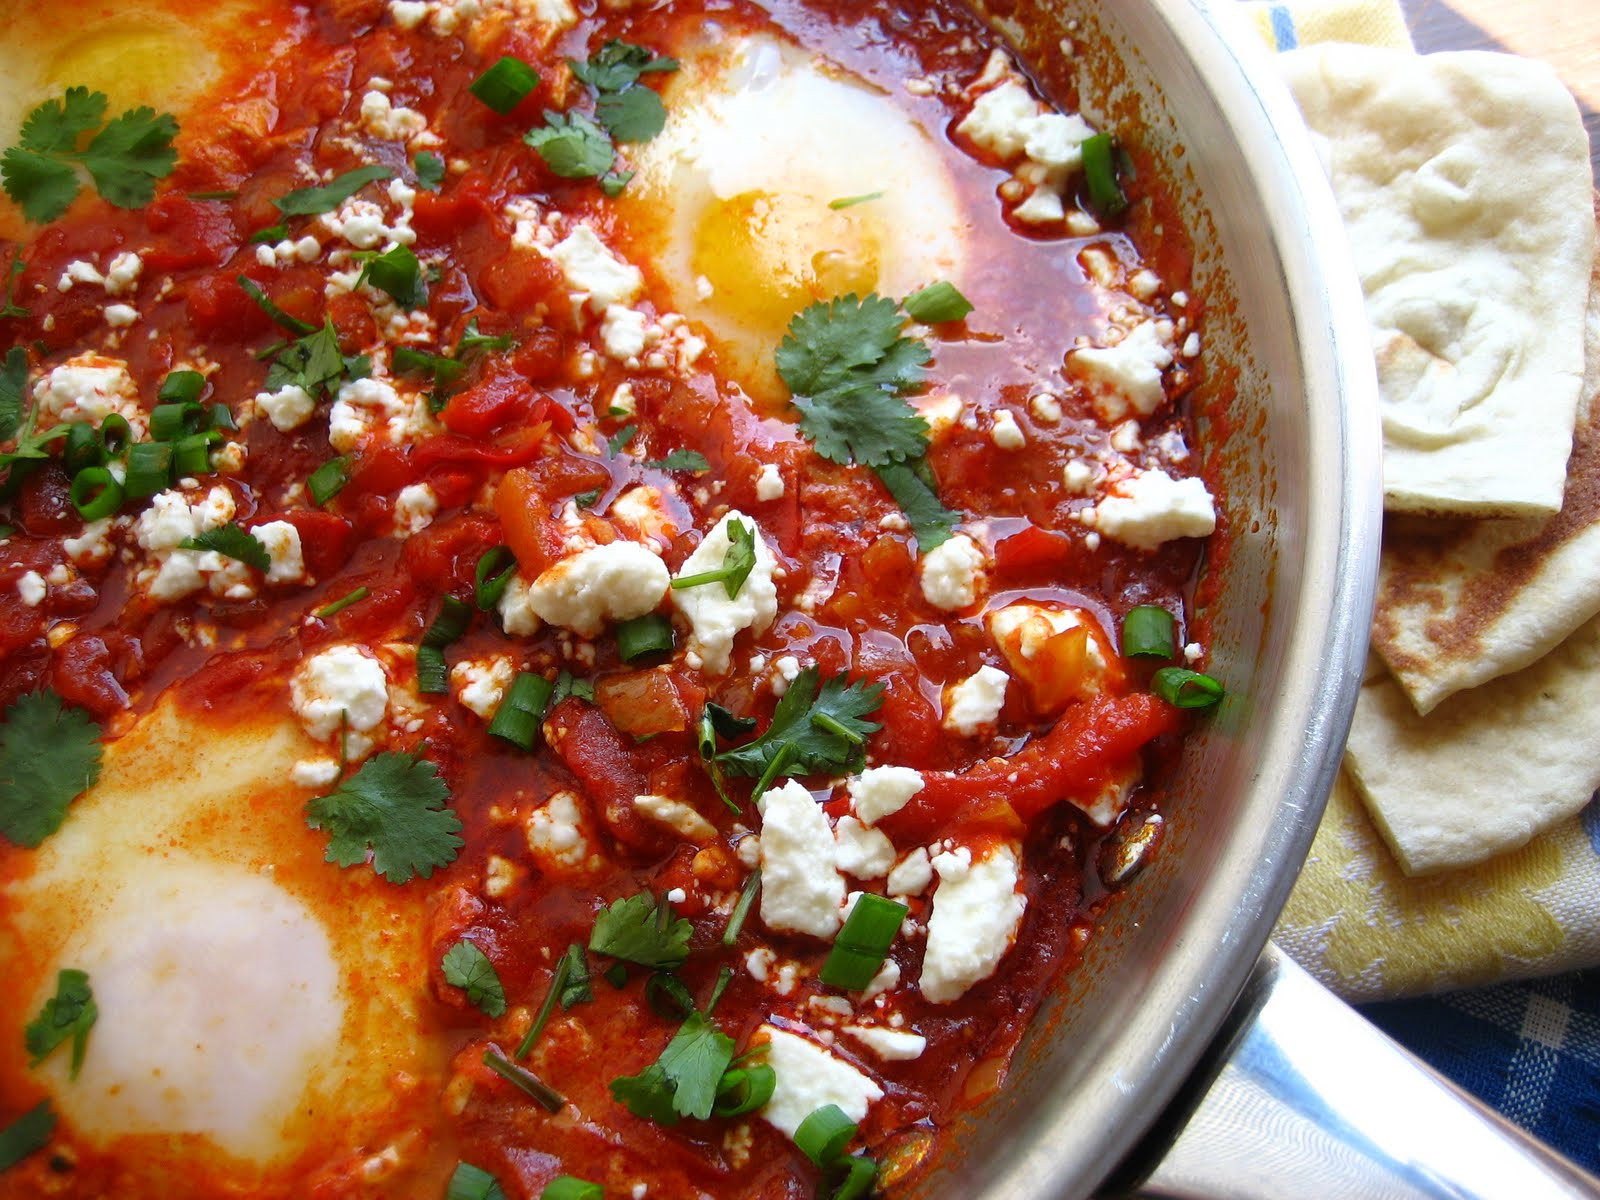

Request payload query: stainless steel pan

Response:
[910,2,1600,1195]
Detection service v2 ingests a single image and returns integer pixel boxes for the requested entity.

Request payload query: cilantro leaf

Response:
[599,168,636,198]
[589,892,692,969]
[273,164,393,216]
[793,386,930,469]
[179,522,271,572]
[777,293,911,397]
[19,87,106,154]
[24,969,97,1078]
[2,256,29,320]
[596,86,667,144]
[414,151,446,192]
[354,243,428,309]
[0,1101,55,1171]
[875,459,959,552]
[560,942,593,1008]
[442,940,508,1018]
[1,150,81,224]
[0,691,102,848]
[82,107,179,209]
[304,752,464,884]
[715,668,884,781]
[525,111,615,180]
[446,1163,506,1200]
[641,449,709,473]
[610,1011,735,1124]
[606,424,637,456]
[0,346,26,441]
[456,318,514,355]
[570,40,679,93]
[671,517,755,599]
[263,320,367,401]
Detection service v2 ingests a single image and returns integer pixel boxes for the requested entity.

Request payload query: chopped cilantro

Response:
[238,275,315,336]
[598,169,635,198]
[262,319,369,401]
[570,40,679,93]
[589,892,692,970]
[560,943,593,1008]
[24,969,96,1078]
[179,522,271,572]
[0,1101,55,1171]
[0,346,28,441]
[1,257,27,319]
[714,668,884,784]
[641,449,709,473]
[442,940,508,1018]
[456,318,515,355]
[354,243,428,309]
[606,423,637,456]
[671,518,755,599]
[414,151,446,192]
[272,164,392,217]
[393,345,466,390]
[304,752,464,884]
[2,88,179,224]
[0,690,102,848]
[875,459,959,552]
[611,1011,735,1124]
[572,488,601,509]
[595,87,667,143]
[446,1163,507,1200]
[525,111,615,180]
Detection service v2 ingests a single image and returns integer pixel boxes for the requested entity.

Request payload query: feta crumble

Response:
[843,1026,926,1062]
[671,511,779,675]
[833,816,896,879]
[849,766,925,826]
[918,532,985,612]
[549,225,644,312]
[757,1026,884,1139]
[451,655,516,719]
[920,843,1027,1003]
[1070,320,1175,422]
[1092,469,1217,551]
[529,541,670,638]
[635,793,718,842]
[758,779,845,939]
[943,665,1009,736]
[290,644,390,743]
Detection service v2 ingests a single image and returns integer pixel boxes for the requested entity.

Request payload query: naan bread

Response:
[1345,615,1600,875]
[1281,46,1594,517]
[1373,200,1600,714]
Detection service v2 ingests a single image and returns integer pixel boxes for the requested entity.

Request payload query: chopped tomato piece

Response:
[440,373,538,438]
[596,670,691,739]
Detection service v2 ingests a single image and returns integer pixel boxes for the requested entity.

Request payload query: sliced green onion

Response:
[207,403,237,432]
[705,964,733,1013]
[1122,605,1176,659]
[1081,131,1128,217]
[470,55,540,114]
[1151,667,1225,710]
[173,430,219,477]
[315,586,369,619]
[417,595,473,694]
[603,962,628,989]
[820,894,907,991]
[722,869,761,946]
[643,971,696,1020]
[63,422,103,476]
[70,466,122,520]
[488,672,555,750]
[903,280,973,324]
[713,1062,776,1118]
[795,1104,858,1169]
[474,546,517,611]
[124,441,173,499]
[539,1179,601,1200]
[157,370,205,404]
[616,613,674,662]
[515,952,572,1059]
[307,456,351,506]
[97,413,131,457]
[829,1154,879,1200]
[150,400,203,442]
[482,1048,564,1113]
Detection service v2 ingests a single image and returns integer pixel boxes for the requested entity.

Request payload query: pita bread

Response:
[1345,609,1600,875]
[1373,200,1600,714]
[1281,46,1594,517]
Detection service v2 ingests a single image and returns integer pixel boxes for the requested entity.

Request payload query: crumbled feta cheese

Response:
[843,1026,926,1061]
[252,520,307,584]
[548,224,643,312]
[450,655,516,719]
[990,409,1026,449]
[1092,469,1217,551]
[770,653,802,697]
[758,779,845,939]
[671,511,779,675]
[290,644,390,742]
[1062,458,1098,495]
[920,843,1026,1003]
[849,766,925,826]
[485,855,519,898]
[320,197,415,250]
[833,816,896,879]
[63,518,114,567]
[253,384,317,432]
[133,486,245,602]
[757,1026,884,1139]
[529,541,669,638]
[887,848,934,897]
[609,382,637,416]
[32,355,141,432]
[1013,187,1066,225]
[1184,641,1204,664]
[755,463,785,501]
[360,89,428,142]
[987,603,1109,693]
[1070,321,1175,422]
[958,79,1043,159]
[496,571,541,637]
[635,793,718,842]
[919,533,985,611]
[527,790,598,872]
[393,483,439,535]
[291,758,342,789]
[17,571,46,607]
[861,958,901,1001]
[943,665,1009,736]
[1029,392,1063,423]
[104,303,139,328]
[328,376,435,451]
[600,304,650,360]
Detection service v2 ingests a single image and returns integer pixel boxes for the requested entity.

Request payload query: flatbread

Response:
[1281,46,1594,517]
[1372,200,1600,714]
[1345,610,1600,875]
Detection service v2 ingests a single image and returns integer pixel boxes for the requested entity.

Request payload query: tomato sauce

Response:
[0,0,1218,1195]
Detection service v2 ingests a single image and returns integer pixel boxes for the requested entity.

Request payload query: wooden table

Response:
[1404,0,1600,180]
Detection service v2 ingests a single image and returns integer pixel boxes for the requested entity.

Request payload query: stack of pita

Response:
[1280,45,1599,875]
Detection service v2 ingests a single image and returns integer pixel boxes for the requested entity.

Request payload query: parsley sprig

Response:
[304,751,464,883]
[710,668,884,793]
[588,892,692,970]
[0,690,103,848]
[2,88,179,224]
[611,1010,735,1124]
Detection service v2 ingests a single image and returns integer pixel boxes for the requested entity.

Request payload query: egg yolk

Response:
[42,27,209,117]
[692,190,883,332]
